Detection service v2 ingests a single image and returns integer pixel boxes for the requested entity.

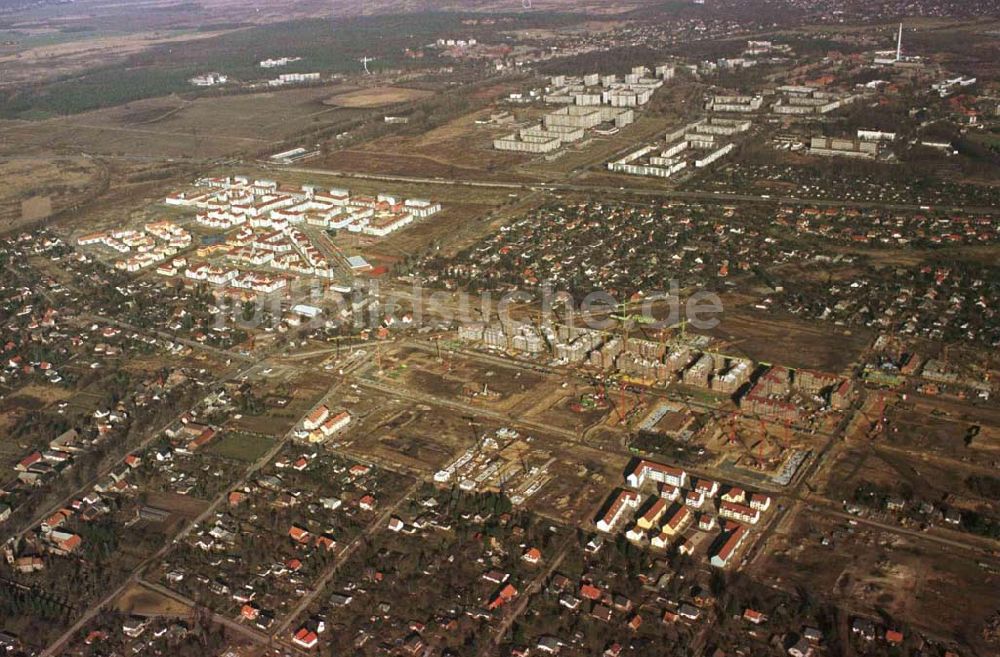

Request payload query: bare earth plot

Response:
[114,582,192,617]
[323,86,434,108]
[0,157,103,232]
[343,106,545,182]
[703,309,873,374]
[756,508,998,652]
[0,29,237,85]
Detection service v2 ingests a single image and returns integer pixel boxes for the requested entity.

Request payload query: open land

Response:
[0,2,999,657]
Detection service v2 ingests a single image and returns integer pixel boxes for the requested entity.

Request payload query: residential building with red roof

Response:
[292,628,318,649]
[626,460,688,489]
[596,489,640,532]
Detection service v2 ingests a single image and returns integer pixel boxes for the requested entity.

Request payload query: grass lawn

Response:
[204,431,275,462]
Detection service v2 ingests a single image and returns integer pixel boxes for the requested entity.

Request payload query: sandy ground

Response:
[323,86,434,108]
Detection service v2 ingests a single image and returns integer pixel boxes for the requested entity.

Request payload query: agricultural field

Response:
[0,10,513,119]
[818,442,1000,531]
[881,393,1000,458]
[366,197,530,266]
[0,157,104,232]
[525,441,628,524]
[319,343,634,524]
[519,379,615,434]
[140,492,212,524]
[0,27,240,89]
[225,370,337,437]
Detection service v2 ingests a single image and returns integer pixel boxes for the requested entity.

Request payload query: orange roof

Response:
[185,427,216,450]
[84,630,107,645]
[715,525,746,561]
[305,405,329,424]
[293,628,318,648]
[59,534,82,552]
[666,506,691,529]
[44,509,70,528]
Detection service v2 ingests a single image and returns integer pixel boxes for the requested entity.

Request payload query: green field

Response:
[203,431,275,462]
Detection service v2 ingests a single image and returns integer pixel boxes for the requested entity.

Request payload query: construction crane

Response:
[727,411,763,468]
[618,379,628,423]
[595,374,627,424]
[757,418,783,455]
[657,329,670,360]
[667,317,688,345]
[699,350,753,373]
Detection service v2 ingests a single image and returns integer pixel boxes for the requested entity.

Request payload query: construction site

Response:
[433,427,554,506]
[452,314,859,491]
[701,412,814,486]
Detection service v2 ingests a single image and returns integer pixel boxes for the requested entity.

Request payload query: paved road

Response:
[137,579,270,645]
[38,353,371,656]
[82,312,255,364]
[389,338,1000,564]
[7,357,259,544]
[481,542,571,656]
[274,165,1000,215]
[808,499,1000,559]
[298,225,355,285]
[38,375,319,656]
[270,478,424,652]
[274,339,380,362]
